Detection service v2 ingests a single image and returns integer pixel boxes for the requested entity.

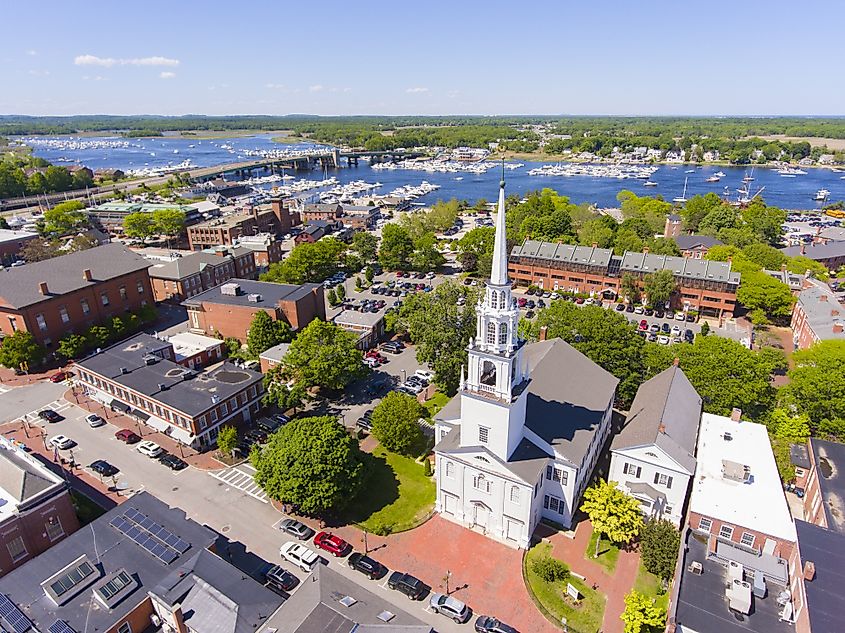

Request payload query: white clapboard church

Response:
[433,177,618,549]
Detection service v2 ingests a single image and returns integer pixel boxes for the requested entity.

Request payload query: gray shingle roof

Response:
[783,241,845,261]
[0,243,151,309]
[0,445,63,504]
[510,240,613,268]
[147,247,252,281]
[619,251,740,284]
[795,284,845,341]
[611,365,701,474]
[182,279,320,309]
[673,234,723,251]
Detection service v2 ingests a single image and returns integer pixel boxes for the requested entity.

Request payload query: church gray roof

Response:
[0,444,64,506]
[611,365,701,474]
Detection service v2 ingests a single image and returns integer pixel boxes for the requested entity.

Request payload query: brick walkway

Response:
[545,520,641,633]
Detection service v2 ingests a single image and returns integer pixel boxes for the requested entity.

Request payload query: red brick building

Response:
[233,234,285,272]
[509,239,740,318]
[145,246,257,303]
[183,279,325,341]
[0,244,153,350]
[790,280,845,350]
[0,438,79,576]
[0,229,39,268]
[186,197,298,250]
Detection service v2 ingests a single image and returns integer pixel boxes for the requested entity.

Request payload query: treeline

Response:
[0,155,93,199]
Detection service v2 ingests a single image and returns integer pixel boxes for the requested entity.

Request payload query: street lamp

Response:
[362,529,369,554]
[443,569,452,595]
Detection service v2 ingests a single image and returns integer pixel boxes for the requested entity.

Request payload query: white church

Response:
[433,178,619,549]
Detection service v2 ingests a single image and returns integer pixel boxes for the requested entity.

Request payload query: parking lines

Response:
[209,464,268,503]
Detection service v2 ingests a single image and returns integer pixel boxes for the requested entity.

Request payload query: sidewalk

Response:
[543,519,641,633]
[0,366,65,389]
[64,386,224,471]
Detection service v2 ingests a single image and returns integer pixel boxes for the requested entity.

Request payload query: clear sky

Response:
[3,0,844,117]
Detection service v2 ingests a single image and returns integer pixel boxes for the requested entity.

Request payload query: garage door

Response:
[444,494,458,515]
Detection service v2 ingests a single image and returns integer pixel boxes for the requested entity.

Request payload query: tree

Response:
[87,325,111,349]
[57,333,88,360]
[620,591,665,633]
[151,208,186,244]
[378,224,415,271]
[788,255,830,281]
[352,231,379,263]
[742,243,788,270]
[580,480,643,555]
[326,287,338,306]
[457,227,495,263]
[251,416,365,515]
[0,331,45,370]
[642,270,676,309]
[371,392,425,455]
[365,265,375,284]
[769,408,811,441]
[19,238,57,262]
[620,272,640,304]
[640,519,681,581]
[531,555,570,583]
[42,200,88,236]
[45,166,73,193]
[780,341,845,438]
[216,425,238,456]
[736,271,795,319]
[699,205,740,235]
[262,238,346,284]
[411,233,445,272]
[263,368,308,413]
[283,320,365,391]
[123,212,156,241]
[578,218,615,248]
[247,311,292,356]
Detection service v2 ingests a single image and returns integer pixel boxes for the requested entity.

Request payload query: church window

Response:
[445,461,455,478]
[499,322,508,345]
[478,426,489,444]
[490,291,498,309]
[510,486,520,503]
[480,360,496,387]
[544,494,565,516]
[486,322,496,345]
[473,474,491,493]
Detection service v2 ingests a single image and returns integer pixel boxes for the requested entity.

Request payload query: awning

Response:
[110,399,131,414]
[627,482,667,503]
[131,409,150,422]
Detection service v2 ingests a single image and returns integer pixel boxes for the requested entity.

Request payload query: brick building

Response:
[508,239,740,318]
[233,234,285,271]
[145,247,257,303]
[183,279,325,341]
[0,438,79,577]
[790,280,845,350]
[673,234,723,259]
[0,244,153,350]
[300,202,378,229]
[186,197,297,250]
[333,309,384,349]
[293,219,343,244]
[85,202,202,236]
[75,333,264,449]
[166,331,225,369]
[782,241,845,272]
[0,229,39,267]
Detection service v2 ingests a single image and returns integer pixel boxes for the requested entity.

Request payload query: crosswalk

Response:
[209,464,268,503]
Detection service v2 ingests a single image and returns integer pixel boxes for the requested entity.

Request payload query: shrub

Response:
[423,458,433,477]
[531,555,569,583]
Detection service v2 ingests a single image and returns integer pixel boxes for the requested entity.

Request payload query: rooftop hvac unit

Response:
[142,354,158,365]
[221,283,240,296]
[247,293,262,303]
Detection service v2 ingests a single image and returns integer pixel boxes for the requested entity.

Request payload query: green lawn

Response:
[422,391,450,419]
[633,564,670,613]
[71,491,107,525]
[344,446,435,534]
[524,542,606,633]
[586,527,620,574]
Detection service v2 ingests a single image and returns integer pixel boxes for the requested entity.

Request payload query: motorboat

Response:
[814,189,831,201]
[705,175,720,182]
[643,180,658,187]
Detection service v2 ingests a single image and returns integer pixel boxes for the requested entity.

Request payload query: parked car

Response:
[387,571,426,600]
[137,440,163,458]
[414,369,435,381]
[38,410,63,423]
[639,320,648,331]
[48,435,75,450]
[664,310,675,319]
[625,304,635,313]
[654,310,664,318]
[313,532,350,557]
[475,616,518,633]
[279,518,315,540]
[649,324,660,333]
[430,593,471,623]
[525,310,535,319]
[615,303,625,311]
[50,371,71,383]
[264,564,298,594]
[658,335,670,345]
[115,429,141,444]
[356,410,374,431]
[517,297,527,307]
[661,323,671,334]
[280,541,319,572]
[158,453,188,471]
[89,459,119,477]
[644,308,654,316]
[347,552,387,579]
[684,329,695,342]
[675,312,686,321]
[671,325,682,336]
[686,314,696,323]
[633,305,644,314]
[85,414,105,428]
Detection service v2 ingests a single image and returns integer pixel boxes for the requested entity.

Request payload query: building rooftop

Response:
[183,278,320,309]
[75,333,263,418]
[691,413,796,542]
[0,228,38,245]
[764,268,806,291]
[259,342,290,364]
[166,332,223,362]
[263,564,430,633]
[510,240,614,268]
[672,530,793,633]
[333,309,384,328]
[795,284,845,342]
[611,365,702,474]
[0,492,233,633]
[782,241,845,261]
[673,234,723,251]
[795,519,845,633]
[0,243,152,309]
[146,247,252,280]
[809,438,845,534]
[0,438,66,520]
[620,251,740,284]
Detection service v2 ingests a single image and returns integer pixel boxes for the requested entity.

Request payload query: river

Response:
[20,133,845,210]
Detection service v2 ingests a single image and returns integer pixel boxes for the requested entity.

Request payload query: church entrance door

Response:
[473,503,490,528]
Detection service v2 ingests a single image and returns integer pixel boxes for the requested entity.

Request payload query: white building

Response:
[433,179,618,549]
[609,364,702,527]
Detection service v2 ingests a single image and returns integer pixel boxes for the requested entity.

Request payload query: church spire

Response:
[489,161,509,286]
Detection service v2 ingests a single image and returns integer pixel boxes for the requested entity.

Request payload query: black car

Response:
[525,310,535,319]
[661,323,671,333]
[475,615,519,633]
[625,304,635,313]
[348,552,387,579]
[615,303,625,311]
[654,310,664,319]
[356,410,374,431]
[387,571,426,600]
[644,308,654,316]
[158,453,189,471]
[38,410,63,423]
[264,564,299,594]
[244,429,268,444]
[686,314,696,322]
[257,417,285,434]
[89,460,119,477]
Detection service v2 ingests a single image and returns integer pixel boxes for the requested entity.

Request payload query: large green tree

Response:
[580,479,643,555]
[620,591,665,633]
[282,319,365,391]
[736,271,795,319]
[640,519,681,581]
[261,237,346,284]
[411,233,445,272]
[352,231,379,263]
[0,331,45,370]
[642,270,676,309]
[371,392,425,455]
[379,224,415,271]
[42,200,88,236]
[780,341,845,439]
[251,416,365,515]
[151,208,186,241]
[123,212,156,241]
[246,310,292,356]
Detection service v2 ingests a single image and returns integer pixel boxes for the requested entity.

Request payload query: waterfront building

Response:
[85,202,202,235]
[186,198,296,250]
[782,241,845,272]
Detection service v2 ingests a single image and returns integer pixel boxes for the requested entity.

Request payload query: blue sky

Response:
[3,0,844,116]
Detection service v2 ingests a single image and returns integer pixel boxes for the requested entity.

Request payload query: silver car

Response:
[430,592,471,623]
[279,518,314,540]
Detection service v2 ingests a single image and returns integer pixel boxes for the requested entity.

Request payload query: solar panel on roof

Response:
[0,594,33,633]
[49,621,77,633]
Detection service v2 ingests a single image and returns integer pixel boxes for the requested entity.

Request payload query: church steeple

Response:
[489,166,509,287]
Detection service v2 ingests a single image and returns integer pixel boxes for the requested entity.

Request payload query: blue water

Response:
[22,133,845,210]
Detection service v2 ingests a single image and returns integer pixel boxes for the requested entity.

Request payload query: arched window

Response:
[445,461,455,478]
[474,474,490,493]
[510,485,520,503]
[486,322,496,345]
[490,291,498,309]
[480,360,496,386]
[499,322,508,345]
[500,291,506,308]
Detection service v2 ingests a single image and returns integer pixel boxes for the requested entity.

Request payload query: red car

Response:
[115,429,141,444]
[639,319,648,331]
[313,531,350,557]
[50,371,71,383]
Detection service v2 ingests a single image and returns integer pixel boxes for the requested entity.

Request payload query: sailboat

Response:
[673,177,688,203]
[742,167,755,183]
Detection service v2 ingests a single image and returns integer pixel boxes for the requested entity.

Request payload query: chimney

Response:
[171,605,189,633]
[820,295,828,302]
[658,423,666,434]
[539,326,548,342]
[804,561,816,582]
[642,246,650,254]
[832,309,841,317]
[834,322,844,334]
[38,281,49,295]
[730,408,742,422]
[83,269,92,281]
[673,357,680,367]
